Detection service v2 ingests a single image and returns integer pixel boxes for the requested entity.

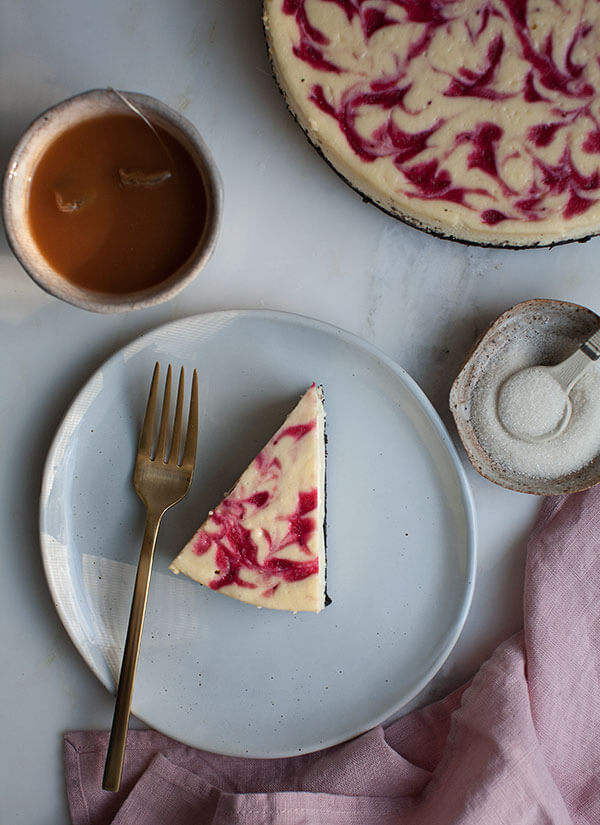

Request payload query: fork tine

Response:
[156,364,172,462]
[168,367,185,464]
[139,362,160,456]
[182,369,198,471]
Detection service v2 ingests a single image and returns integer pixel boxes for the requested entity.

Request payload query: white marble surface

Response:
[2,1,600,821]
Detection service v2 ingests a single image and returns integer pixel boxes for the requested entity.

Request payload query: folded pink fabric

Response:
[65,488,600,824]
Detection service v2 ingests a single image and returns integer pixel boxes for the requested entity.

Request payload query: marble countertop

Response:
[2,1,600,821]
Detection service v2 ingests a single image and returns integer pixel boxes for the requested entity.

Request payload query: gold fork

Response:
[103,362,198,792]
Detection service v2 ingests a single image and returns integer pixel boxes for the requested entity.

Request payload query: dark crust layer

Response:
[319,383,331,607]
[262,7,598,251]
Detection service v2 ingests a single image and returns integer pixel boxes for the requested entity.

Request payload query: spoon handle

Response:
[581,329,600,361]
[548,328,600,392]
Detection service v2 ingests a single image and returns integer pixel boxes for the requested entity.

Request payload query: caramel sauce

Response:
[27,113,207,294]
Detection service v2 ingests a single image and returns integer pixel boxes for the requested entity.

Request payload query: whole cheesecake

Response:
[264,0,600,246]
[170,384,327,612]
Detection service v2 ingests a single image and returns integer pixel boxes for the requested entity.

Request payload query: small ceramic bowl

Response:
[2,88,223,312]
[450,298,600,495]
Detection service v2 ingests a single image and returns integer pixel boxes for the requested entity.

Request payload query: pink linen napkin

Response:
[65,488,600,824]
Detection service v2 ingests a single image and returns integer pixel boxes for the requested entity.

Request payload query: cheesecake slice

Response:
[169,384,327,612]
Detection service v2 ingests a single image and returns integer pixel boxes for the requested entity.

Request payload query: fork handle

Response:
[102,508,163,792]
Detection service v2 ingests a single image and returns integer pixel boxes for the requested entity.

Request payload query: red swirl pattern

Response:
[274,0,600,235]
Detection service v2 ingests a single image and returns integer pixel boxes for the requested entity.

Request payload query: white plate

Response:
[41,310,476,757]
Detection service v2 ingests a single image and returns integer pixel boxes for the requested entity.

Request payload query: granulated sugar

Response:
[471,330,600,479]
[496,367,569,441]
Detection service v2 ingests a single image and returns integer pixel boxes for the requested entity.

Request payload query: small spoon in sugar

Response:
[497,328,600,442]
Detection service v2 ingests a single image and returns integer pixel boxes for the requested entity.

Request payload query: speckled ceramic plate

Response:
[450,299,600,494]
[40,310,476,757]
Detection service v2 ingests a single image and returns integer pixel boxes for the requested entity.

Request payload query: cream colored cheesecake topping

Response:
[169,384,326,612]
[265,0,600,245]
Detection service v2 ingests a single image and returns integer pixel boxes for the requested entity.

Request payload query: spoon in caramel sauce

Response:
[27,103,207,295]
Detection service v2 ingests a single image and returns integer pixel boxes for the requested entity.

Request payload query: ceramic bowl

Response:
[2,88,223,313]
[450,298,600,495]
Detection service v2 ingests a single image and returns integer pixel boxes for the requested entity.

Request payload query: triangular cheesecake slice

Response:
[169,384,327,612]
